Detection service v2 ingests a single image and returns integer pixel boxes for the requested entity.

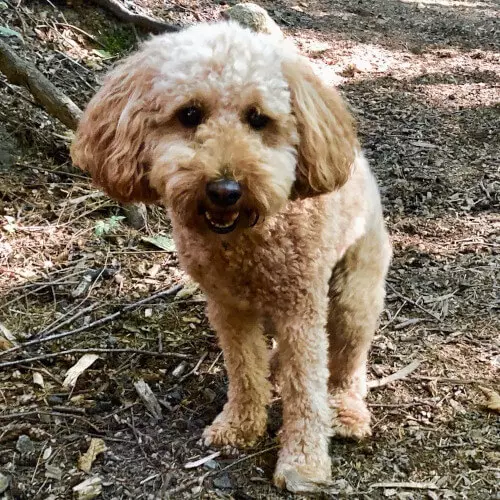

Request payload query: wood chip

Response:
[368,360,422,389]
[63,354,99,388]
[72,476,102,500]
[133,379,162,420]
[184,451,221,469]
[33,372,44,388]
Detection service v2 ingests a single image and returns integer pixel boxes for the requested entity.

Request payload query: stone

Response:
[223,3,283,38]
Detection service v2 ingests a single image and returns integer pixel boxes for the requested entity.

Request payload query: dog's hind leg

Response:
[327,224,391,439]
[202,300,270,449]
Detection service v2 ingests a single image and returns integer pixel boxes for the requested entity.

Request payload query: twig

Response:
[0,410,103,433]
[163,473,210,498]
[179,351,208,382]
[33,303,99,339]
[43,0,69,24]
[0,348,190,370]
[53,22,106,48]
[0,284,183,359]
[379,302,406,332]
[164,444,279,497]
[54,49,93,74]
[411,375,481,385]
[387,284,441,321]
[368,360,421,389]
[91,0,181,33]
[216,444,280,473]
[371,481,438,490]
[394,318,428,330]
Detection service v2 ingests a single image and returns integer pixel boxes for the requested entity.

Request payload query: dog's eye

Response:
[177,106,203,128]
[246,108,270,130]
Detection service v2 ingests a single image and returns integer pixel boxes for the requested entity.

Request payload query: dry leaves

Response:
[78,438,107,473]
[479,386,500,413]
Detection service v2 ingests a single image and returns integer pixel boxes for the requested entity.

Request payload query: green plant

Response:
[94,215,125,237]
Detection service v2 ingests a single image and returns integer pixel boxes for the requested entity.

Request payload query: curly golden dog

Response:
[72,22,391,492]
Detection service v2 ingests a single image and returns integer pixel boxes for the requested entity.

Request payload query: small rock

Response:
[172,361,188,378]
[16,435,35,455]
[202,388,217,403]
[0,473,10,494]
[203,459,220,470]
[47,395,64,406]
[122,203,147,230]
[213,473,233,489]
[223,3,283,38]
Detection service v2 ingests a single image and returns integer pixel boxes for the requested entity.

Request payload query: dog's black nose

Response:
[206,179,242,207]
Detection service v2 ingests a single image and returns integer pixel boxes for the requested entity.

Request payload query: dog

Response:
[71,21,391,493]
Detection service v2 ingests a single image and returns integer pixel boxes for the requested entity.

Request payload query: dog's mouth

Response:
[204,210,240,234]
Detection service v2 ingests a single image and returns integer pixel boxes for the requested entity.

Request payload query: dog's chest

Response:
[174,224,326,311]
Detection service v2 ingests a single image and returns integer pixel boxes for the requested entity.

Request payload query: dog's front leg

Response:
[202,299,270,449]
[273,293,332,492]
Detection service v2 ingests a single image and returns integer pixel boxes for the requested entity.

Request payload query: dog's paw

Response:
[273,455,332,493]
[330,392,371,440]
[202,407,266,449]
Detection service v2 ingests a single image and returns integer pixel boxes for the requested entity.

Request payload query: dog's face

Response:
[71,23,358,235]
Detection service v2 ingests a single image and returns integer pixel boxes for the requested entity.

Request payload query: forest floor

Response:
[0,1,498,499]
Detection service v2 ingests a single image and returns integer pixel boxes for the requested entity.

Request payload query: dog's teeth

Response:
[205,211,239,228]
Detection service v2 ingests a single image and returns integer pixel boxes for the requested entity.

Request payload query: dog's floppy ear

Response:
[283,56,358,198]
[71,59,160,204]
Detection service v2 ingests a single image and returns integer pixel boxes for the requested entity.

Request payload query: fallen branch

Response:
[0,39,82,130]
[368,360,421,389]
[91,0,181,33]
[0,284,183,359]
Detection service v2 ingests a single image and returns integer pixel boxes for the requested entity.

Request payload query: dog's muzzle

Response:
[204,179,241,234]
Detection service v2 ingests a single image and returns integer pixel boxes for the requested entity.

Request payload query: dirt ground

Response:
[0,1,498,499]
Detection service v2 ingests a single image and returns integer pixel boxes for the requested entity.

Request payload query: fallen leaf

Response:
[45,464,62,480]
[42,446,52,460]
[142,234,176,252]
[176,282,200,300]
[0,322,17,348]
[479,386,500,413]
[63,354,99,388]
[78,438,107,473]
[147,264,161,278]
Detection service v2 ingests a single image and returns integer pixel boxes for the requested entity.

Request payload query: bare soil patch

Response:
[0,1,498,499]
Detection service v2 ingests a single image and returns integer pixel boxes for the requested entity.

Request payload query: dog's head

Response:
[71,22,358,234]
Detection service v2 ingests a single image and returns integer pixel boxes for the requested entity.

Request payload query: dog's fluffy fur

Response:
[72,22,391,492]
